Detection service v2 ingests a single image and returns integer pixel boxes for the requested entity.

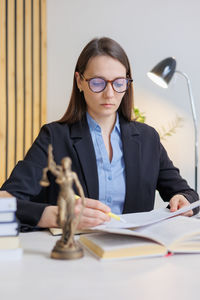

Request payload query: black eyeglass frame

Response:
[80,74,133,93]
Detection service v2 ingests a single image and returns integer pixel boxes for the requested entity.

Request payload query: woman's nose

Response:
[103,82,114,98]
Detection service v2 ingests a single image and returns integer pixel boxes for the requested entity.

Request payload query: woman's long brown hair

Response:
[59,37,134,124]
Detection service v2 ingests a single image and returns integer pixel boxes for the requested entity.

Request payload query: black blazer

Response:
[1,115,198,227]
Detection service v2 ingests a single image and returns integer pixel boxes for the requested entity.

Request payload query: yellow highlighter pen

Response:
[108,212,120,221]
[108,212,126,223]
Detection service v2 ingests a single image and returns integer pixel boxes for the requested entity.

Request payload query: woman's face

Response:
[76,55,126,121]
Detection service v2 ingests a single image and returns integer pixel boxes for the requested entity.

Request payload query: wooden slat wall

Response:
[24,0,32,154]
[0,0,47,186]
[7,0,15,179]
[0,0,7,186]
[41,0,46,126]
[33,0,40,139]
[16,0,24,162]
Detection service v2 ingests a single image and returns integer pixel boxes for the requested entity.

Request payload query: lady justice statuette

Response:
[40,145,85,259]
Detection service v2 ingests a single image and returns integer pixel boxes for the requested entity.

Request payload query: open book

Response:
[79,215,200,260]
[50,200,200,235]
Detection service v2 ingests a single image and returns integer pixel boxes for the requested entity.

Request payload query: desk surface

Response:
[0,231,200,300]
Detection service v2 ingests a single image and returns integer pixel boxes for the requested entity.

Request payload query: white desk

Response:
[0,231,200,300]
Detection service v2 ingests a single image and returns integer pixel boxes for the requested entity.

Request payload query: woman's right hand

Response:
[74,197,111,229]
[37,198,111,229]
[37,205,59,228]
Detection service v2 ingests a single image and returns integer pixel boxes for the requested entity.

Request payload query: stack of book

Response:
[0,194,22,260]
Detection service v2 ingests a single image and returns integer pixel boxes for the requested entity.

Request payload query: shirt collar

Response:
[86,112,100,132]
[115,113,120,133]
[86,112,120,133]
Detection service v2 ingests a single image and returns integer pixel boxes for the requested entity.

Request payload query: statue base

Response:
[51,239,84,260]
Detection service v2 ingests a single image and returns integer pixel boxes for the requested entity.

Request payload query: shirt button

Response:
[108,175,112,180]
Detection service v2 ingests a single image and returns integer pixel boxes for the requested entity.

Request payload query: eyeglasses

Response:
[81,75,133,93]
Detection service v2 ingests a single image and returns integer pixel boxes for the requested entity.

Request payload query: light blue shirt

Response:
[86,113,126,214]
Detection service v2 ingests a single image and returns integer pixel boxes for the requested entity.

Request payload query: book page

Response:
[135,216,200,247]
[94,200,200,230]
[96,216,200,249]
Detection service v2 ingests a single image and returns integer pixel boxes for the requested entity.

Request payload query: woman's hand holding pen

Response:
[37,205,59,228]
[37,197,111,229]
[74,197,111,229]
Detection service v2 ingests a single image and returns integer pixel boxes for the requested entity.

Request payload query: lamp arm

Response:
[175,70,198,192]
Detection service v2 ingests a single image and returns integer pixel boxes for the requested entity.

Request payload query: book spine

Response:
[0,198,17,212]
[0,221,19,237]
[0,212,15,223]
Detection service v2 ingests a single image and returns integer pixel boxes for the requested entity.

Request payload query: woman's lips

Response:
[101,103,114,107]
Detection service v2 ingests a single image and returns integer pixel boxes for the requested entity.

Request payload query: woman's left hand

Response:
[169,194,193,216]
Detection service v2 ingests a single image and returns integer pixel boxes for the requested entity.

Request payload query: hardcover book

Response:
[0,221,19,236]
[0,236,20,250]
[0,212,15,223]
[79,216,200,260]
[49,227,94,236]
[0,195,16,212]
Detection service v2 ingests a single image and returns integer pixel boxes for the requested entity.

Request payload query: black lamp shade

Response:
[147,57,176,88]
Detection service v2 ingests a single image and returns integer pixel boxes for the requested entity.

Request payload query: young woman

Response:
[0,37,198,230]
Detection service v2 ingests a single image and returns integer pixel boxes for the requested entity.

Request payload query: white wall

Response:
[47,0,200,198]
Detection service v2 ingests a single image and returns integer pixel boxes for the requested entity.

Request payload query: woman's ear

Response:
[75,72,82,92]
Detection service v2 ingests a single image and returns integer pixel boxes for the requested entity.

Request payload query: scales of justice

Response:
[40,145,85,260]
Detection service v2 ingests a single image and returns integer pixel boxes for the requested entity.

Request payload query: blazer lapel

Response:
[120,118,142,213]
[70,118,99,199]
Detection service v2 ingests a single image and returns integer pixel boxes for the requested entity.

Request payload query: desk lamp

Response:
[147,57,198,192]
